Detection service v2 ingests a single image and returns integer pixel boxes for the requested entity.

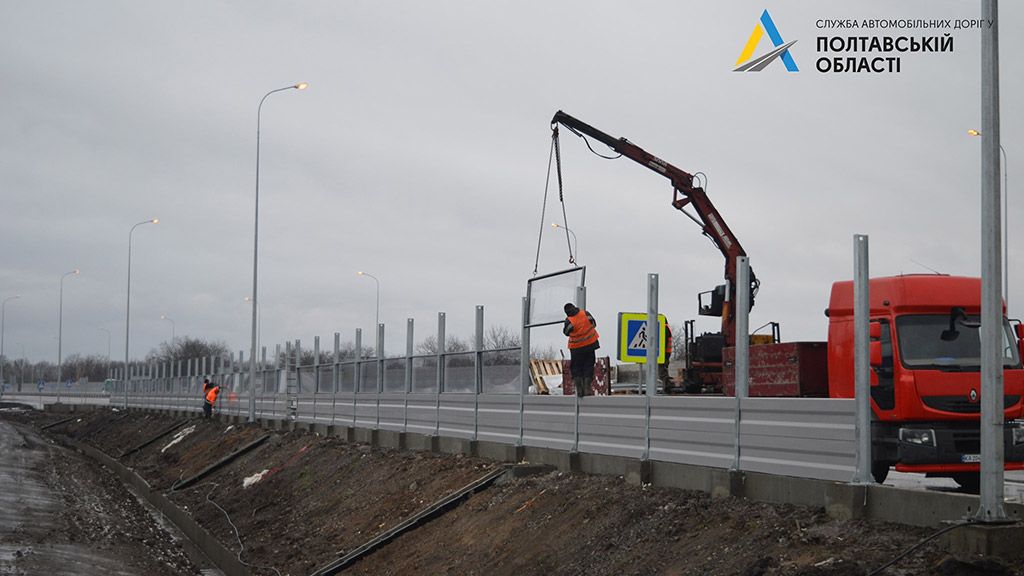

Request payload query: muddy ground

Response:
[5,407,1020,576]
[0,410,200,575]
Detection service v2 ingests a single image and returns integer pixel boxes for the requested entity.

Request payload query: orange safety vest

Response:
[567,310,599,349]
[205,386,220,404]
[663,325,673,363]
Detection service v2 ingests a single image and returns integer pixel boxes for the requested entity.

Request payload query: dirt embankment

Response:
[12,408,1022,576]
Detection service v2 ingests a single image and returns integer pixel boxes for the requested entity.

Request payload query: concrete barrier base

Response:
[436,436,474,456]
[625,459,652,486]
[352,427,378,445]
[476,441,523,463]
[377,430,405,450]
[947,522,1024,561]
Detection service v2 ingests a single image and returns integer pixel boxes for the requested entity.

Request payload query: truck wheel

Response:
[951,473,981,494]
[871,461,890,484]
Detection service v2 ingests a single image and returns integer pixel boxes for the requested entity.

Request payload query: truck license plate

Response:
[961,454,981,463]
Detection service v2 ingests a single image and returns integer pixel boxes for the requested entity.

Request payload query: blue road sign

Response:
[617,312,666,363]
[37,379,45,391]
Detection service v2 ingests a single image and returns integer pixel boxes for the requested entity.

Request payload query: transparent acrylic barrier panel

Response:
[383,359,406,392]
[338,363,356,393]
[297,367,317,393]
[444,352,476,393]
[527,266,584,327]
[482,348,521,394]
[359,360,378,392]
[259,370,276,394]
[412,356,439,393]
[317,365,335,392]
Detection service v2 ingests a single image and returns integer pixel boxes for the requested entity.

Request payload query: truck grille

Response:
[953,431,980,455]
[921,395,1020,414]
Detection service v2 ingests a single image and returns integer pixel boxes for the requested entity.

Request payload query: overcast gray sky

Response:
[1,1,1021,364]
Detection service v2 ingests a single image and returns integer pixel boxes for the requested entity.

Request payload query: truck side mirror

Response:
[870,341,882,367]
[869,322,881,340]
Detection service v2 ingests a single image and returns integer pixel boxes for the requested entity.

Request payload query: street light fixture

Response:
[551,222,579,264]
[969,129,1010,309]
[160,314,176,342]
[357,271,381,332]
[249,82,308,423]
[57,269,80,386]
[124,218,158,408]
[1,295,20,389]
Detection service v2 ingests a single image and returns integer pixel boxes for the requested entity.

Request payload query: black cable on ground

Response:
[204,482,282,576]
[866,521,971,576]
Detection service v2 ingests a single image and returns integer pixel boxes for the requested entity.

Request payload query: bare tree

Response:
[147,337,230,363]
[63,354,111,382]
[416,335,469,355]
[484,325,520,350]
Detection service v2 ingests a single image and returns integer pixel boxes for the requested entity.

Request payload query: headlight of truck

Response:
[899,428,936,446]
[1012,426,1024,446]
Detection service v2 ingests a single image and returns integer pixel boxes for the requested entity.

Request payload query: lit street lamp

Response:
[1,295,20,388]
[551,222,579,264]
[357,271,381,332]
[969,129,1010,309]
[160,314,176,342]
[249,82,308,423]
[57,269,80,385]
[124,218,158,408]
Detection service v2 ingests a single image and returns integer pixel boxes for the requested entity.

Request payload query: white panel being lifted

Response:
[526,266,585,328]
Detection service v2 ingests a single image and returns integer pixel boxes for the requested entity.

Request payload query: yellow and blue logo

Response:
[734,9,799,72]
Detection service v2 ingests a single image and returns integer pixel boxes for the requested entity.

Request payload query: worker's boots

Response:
[574,377,587,397]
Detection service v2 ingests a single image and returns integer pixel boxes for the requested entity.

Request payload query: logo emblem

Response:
[969,388,979,403]
[734,10,799,72]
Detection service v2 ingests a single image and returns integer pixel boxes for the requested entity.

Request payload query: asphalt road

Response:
[883,468,1024,503]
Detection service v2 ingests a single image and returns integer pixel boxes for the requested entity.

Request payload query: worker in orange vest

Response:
[203,379,221,419]
[563,302,600,397]
[659,323,674,388]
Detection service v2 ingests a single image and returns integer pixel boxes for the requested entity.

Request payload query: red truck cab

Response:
[827,275,1024,489]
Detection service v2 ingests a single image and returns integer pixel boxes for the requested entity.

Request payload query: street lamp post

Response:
[160,314,176,342]
[551,222,579,264]
[18,343,25,391]
[249,82,308,423]
[124,218,158,408]
[57,269,80,385]
[969,129,1010,309]
[244,297,261,358]
[357,271,381,333]
[1,295,20,388]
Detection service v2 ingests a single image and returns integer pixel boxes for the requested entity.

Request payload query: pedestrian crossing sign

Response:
[617,312,667,364]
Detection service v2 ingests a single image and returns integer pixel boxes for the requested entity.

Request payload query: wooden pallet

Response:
[529,359,563,395]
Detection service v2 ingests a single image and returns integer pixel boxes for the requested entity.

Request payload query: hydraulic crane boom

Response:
[550,110,756,348]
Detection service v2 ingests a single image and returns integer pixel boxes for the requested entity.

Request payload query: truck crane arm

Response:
[550,110,757,347]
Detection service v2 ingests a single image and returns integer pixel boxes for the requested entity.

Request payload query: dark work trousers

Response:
[203,401,213,418]
[570,345,597,396]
